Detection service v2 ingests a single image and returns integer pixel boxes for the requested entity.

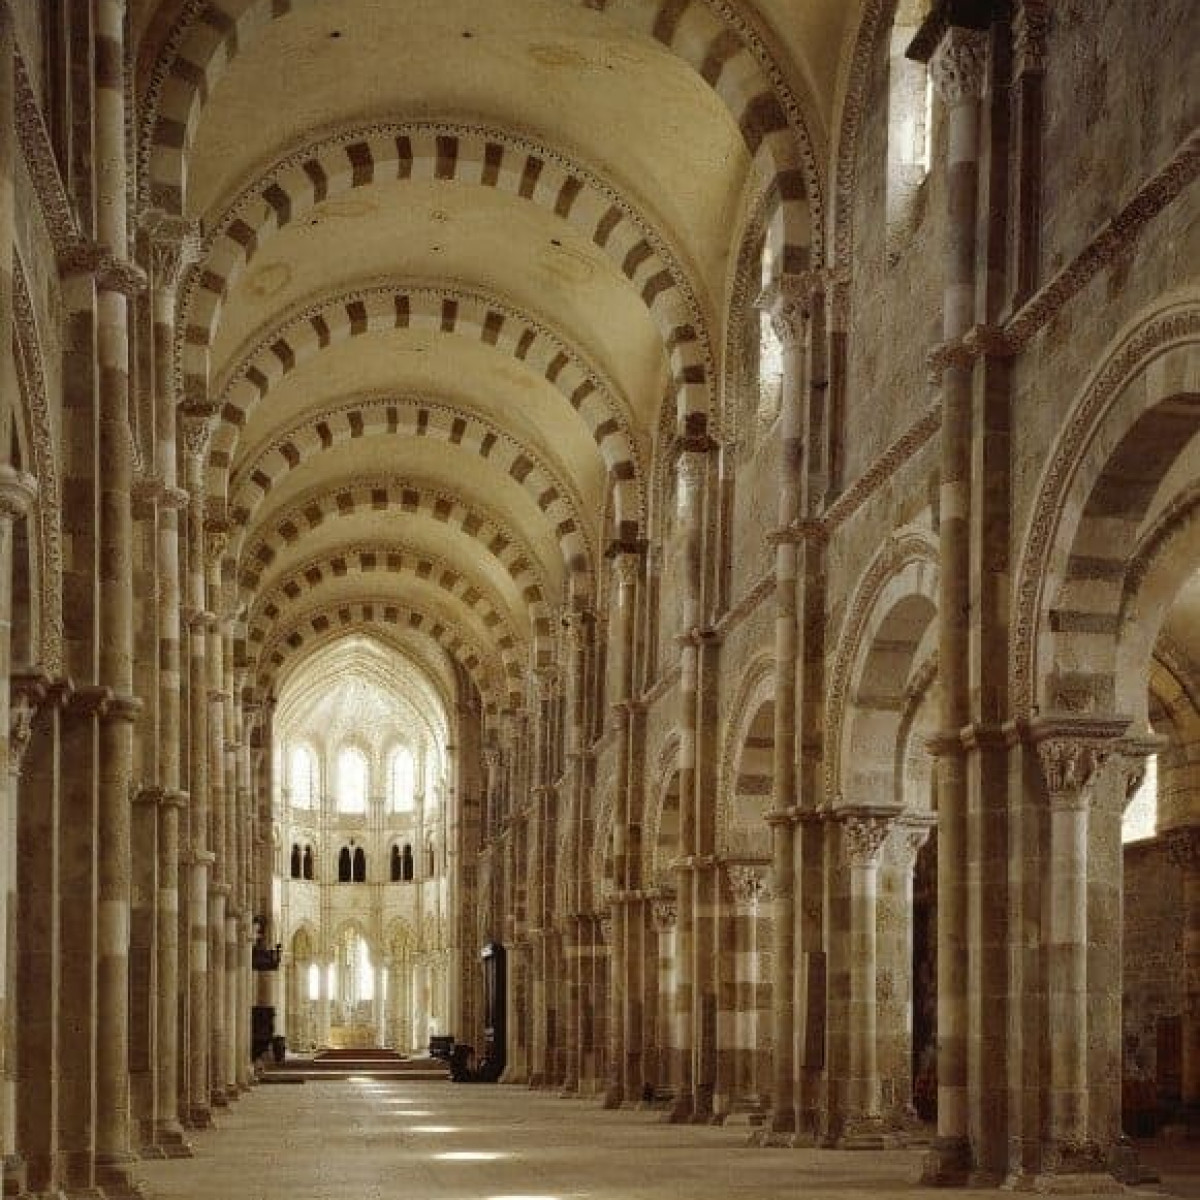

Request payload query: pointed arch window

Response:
[389,746,416,813]
[337,746,368,814]
[302,845,314,880]
[352,846,366,883]
[290,744,316,809]
[290,844,301,879]
[338,846,352,883]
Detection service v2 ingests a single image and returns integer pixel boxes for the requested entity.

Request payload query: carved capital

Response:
[143,212,202,292]
[889,816,936,870]
[0,464,38,522]
[758,271,822,347]
[610,549,641,590]
[160,484,190,512]
[930,26,989,106]
[1012,0,1050,75]
[841,811,897,868]
[1031,716,1129,808]
[204,520,230,567]
[727,862,770,905]
[8,671,50,778]
[179,400,219,461]
[650,892,678,931]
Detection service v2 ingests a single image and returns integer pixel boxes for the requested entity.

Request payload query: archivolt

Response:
[143,0,819,264]
[245,541,529,684]
[176,123,713,427]
[254,599,513,713]
[235,476,557,644]
[215,281,644,529]
[823,526,939,806]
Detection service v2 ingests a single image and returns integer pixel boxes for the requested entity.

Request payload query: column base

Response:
[666,1094,694,1124]
[919,1135,973,1186]
[601,1085,623,1109]
[94,1160,146,1200]
[149,1124,193,1160]
[183,1105,213,1130]
[837,1115,900,1149]
[62,1190,106,1200]
[4,1155,27,1197]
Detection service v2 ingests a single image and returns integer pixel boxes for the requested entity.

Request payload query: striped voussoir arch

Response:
[148,0,816,268]
[222,389,592,580]
[234,478,557,645]
[244,541,530,681]
[1046,395,1200,713]
[252,599,513,713]
[177,123,710,426]
[214,285,644,530]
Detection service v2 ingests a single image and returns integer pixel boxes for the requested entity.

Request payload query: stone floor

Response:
[138,1079,1200,1200]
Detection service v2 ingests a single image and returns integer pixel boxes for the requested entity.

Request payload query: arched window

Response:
[290,744,316,808]
[757,306,784,430]
[352,846,366,883]
[338,846,352,883]
[885,2,934,263]
[307,962,320,1001]
[337,746,368,813]
[402,843,414,883]
[290,844,301,879]
[388,746,416,812]
[302,845,314,880]
[424,838,436,879]
[1123,754,1158,844]
[390,845,402,882]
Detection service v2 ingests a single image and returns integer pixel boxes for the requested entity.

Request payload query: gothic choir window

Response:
[307,962,320,1002]
[337,746,369,814]
[302,845,314,880]
[389,745,416,813]
[290,744,316,809]
[290,844,302,879]
[338,846,352,883]
[352,846,366,883]
[1122,754,1158,844]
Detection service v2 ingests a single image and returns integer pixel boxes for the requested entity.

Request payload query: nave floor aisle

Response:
[137,1079,1197,1200]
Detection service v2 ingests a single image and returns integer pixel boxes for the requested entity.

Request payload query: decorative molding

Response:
[11,264,64,676]
[1005,131,1200,352]
[13,51,77,255]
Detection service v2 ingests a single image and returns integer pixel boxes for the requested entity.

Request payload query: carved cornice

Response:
[1005,132,1200,354]
[823,404,942,531]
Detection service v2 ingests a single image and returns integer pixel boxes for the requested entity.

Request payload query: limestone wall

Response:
[1122,839,1185,1088]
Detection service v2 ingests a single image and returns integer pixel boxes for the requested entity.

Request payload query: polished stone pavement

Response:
[138,1078,1200,1200]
